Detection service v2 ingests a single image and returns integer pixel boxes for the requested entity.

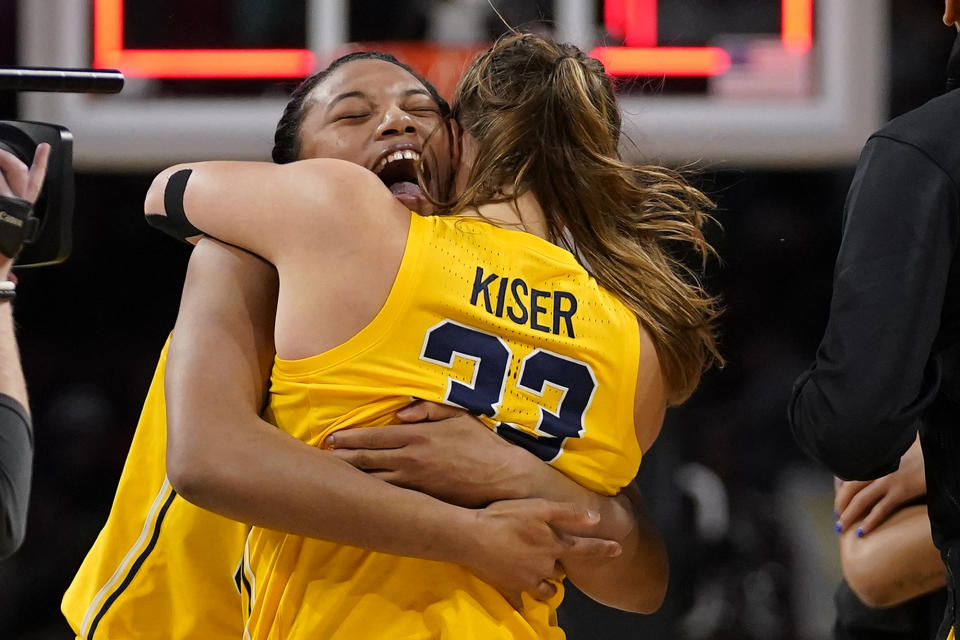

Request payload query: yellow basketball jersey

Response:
[62,338,249,640]
[245,213,643,639]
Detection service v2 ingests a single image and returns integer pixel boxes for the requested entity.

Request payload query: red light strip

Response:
[591,46,732,77]
[93,0,122,67]
[92,0,315,78]
[605,0,627,40]
[782,0,814,53]
[91,0,812,80]
[625,0,658,47]
[595,0,812,76]
[111,50,316,79]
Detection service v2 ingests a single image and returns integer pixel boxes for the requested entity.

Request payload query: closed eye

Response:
[405,106,440,116]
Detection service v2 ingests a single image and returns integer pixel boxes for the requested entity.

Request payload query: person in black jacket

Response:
[0,143,48,559]
[790,5,960,638]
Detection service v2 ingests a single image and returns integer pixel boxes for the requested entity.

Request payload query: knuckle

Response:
[395,453,418,469]
[354,451,371,468]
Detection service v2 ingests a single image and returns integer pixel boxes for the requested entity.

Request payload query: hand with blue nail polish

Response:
[834,435,926,537]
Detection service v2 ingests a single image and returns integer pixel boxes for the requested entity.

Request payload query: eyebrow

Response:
[403,89,433,100]
[326,91,367,112]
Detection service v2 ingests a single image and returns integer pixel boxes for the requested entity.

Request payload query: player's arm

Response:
[143,158,394,267]
[331,409,666,612]
[839,503,946,607]
[789,136,957,480]
[165,239,621,610]
[328,329,670,612]
[555,328,668,613]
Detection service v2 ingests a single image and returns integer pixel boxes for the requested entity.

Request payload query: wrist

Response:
[504,444,546,500]
[433,505,482,564]
[0,279,15,304]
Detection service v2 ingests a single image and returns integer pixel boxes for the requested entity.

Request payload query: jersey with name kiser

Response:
[244,213,643,640]
[62,338,250,640]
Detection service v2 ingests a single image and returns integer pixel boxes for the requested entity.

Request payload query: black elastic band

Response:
[0,195,37,258]
[146,169,202,240]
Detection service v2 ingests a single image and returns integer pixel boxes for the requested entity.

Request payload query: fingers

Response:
[857,495,897,537]
[556,533,622,559]
[540,501,601,531]
[366,470,405,486]
[328,447,393,471]
[0,149,29,197]
[533,580,558,601]
[25,143,51,202]
[838,482,884,532]
[396,399,465,423]
[0,144,50,202]
[834,479,871,514]
[326,426,411,450]
[550,560,565,581]
[946,0,960,26]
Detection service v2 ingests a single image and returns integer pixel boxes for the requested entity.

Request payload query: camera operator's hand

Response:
[0,144,50,270]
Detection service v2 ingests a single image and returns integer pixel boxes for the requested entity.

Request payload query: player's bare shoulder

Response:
[271,158,412,267]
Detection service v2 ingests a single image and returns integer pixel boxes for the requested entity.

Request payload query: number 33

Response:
[420,320,597,462]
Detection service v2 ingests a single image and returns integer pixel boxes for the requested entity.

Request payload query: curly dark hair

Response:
[272,52,451,164]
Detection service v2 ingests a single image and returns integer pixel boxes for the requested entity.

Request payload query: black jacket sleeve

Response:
[0,392,32,560]
[789,135,959,480]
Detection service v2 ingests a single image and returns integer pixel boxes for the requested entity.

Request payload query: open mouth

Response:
[374,148,425,200]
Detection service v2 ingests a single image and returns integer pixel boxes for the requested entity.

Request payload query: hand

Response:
[0,144,51,269]
[946,0,960,28]
[835,435,926,536]
[463,498,622,611]
[327,400,528,507]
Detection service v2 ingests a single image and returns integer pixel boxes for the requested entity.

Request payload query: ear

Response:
[443,118,465,202]
[447,118,463,166]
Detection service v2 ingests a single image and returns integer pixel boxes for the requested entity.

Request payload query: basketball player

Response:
[62,52,625,640]
[0,143,48,560]
[145,33,720,638]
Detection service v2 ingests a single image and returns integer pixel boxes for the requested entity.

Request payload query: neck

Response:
[462,190,551,241]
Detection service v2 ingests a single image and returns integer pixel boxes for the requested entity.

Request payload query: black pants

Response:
[834,580,947,640]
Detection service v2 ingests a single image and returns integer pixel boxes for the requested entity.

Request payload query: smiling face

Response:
[297,59,453,212]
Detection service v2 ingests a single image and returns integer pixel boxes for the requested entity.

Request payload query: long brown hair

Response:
[443,33,722,404]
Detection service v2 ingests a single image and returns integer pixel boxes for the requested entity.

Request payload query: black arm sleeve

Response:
[789,136,959,480]
[0,393,32,560]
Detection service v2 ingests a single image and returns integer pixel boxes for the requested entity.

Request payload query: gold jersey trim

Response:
[80,477,176,639]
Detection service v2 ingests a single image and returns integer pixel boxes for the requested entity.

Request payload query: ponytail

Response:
[446,33,722,404]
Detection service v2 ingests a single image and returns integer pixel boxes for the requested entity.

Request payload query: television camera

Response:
[0,67,123,266]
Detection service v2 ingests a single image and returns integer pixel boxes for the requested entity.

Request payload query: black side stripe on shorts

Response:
[234,561,243,595]
[233,555,253,615]
[241,568,252,616]
[87,489,178,640]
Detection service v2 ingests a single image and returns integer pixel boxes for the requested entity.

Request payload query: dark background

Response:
[0,0,956,638]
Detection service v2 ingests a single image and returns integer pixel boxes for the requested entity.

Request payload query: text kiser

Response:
[470,266,578,337]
